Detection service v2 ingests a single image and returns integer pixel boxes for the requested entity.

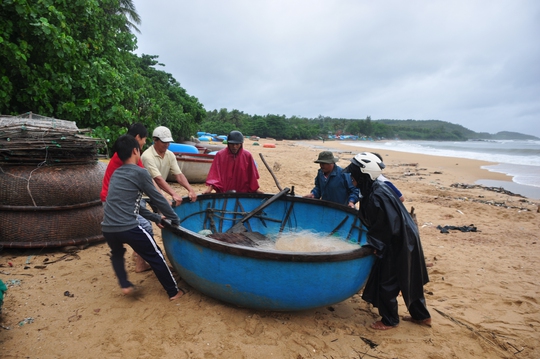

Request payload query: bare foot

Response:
[135,256,152,273]
[169,289,185,301]
[370,321,398,330]
[402,316,432,327]
[121,286,135,296]
[133,253,151,273]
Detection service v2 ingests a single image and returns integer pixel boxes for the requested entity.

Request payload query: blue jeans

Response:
[138,199,154,236]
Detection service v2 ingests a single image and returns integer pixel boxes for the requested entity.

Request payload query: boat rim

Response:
[173,152,215,162]
[163,192,373,263]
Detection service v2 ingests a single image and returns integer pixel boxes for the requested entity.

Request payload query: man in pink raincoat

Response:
[204,130,261,194]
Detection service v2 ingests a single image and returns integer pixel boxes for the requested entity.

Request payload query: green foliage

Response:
[490,131,539,140]
[133,55,205,142]
[377,120,469,140]
[0,0,205,150]
[202,108,249,135]
[1,0,133,128]
[118,0,141,33]
[200,110,320,140]
[287,116,320,139]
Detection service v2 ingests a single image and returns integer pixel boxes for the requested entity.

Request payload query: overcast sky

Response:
[132,0,540,137]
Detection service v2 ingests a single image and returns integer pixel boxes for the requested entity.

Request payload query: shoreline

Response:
[294,140,540,200]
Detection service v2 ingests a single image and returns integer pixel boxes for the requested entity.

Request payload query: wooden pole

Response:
[259,153,283,191]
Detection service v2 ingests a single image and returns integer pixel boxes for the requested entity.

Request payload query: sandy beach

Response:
[1,139,539,359]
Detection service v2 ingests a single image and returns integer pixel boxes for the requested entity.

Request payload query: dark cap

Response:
[227,130,244,144]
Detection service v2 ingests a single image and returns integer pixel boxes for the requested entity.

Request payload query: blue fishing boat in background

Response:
[167,143,199,153]
[161,191,374,311]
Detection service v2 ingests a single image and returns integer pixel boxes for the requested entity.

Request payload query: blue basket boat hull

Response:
[162,193,374,311]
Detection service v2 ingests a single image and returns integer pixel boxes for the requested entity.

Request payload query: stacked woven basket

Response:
[0,114,107,248]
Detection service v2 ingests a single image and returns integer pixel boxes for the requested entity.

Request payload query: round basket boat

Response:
[0,162,106,248]
[161,192,374,311]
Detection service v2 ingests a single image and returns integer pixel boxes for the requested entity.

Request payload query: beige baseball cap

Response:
[152,126,174,142]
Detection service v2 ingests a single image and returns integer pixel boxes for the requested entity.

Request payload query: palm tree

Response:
[118,0,141,33]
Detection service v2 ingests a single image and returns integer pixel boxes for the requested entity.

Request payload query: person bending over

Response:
[344,152,431,330]
[101,123,155,273]
[141,126,197,206]
[102,135,183,301]
[303,150,359,208]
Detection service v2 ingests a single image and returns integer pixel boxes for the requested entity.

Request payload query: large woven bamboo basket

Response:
[1,163,106,206]
[0,162,106,248]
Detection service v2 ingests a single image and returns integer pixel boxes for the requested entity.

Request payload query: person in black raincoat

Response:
[344,152,431,330]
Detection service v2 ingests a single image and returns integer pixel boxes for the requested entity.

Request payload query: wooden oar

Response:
[259,153,283,191]
[226,187,290,233]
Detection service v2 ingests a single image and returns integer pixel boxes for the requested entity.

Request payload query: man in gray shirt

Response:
[102,135,183,301]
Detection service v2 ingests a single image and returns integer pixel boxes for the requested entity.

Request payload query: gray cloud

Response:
[133,0,540,137]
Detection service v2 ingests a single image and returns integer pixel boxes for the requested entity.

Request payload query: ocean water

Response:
[339,140,540,200]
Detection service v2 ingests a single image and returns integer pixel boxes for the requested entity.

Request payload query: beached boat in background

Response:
[184,139,226,153]
[168,143,198,154]
[161,192,374,311]
[196,142,226,153]
[170,152,215,183]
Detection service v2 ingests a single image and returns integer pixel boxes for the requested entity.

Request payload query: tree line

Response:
[202,110,482,141]
[202,110,538,141]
